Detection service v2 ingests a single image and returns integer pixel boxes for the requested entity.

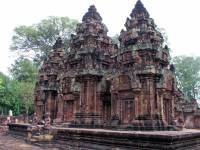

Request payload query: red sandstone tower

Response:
[34,37,64,121]
[34,0,184,130]
[70,5,116,125]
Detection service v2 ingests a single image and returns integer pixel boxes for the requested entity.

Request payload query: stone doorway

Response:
[50,91,58,121]
[102,101,111,124]
[163,99,172,124]
[63,100,74,122]
[122,100,135,124]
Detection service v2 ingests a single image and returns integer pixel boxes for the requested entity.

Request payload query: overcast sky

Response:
[0,0,200,75]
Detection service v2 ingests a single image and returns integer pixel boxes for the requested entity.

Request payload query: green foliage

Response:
[10,57,37,115]
[10,16,78,64]
[0,72,10,107]
[173,56,200,100]
[0,57,37,115]
[9,57,38,82]
[7,80,21,115]
[0,72,21,115]
[17,82,35,114]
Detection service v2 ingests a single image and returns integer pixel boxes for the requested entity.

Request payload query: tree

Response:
[173,56,200,100]
[10,16,78,64]
[17,82,35,115]
[9,57,38,82]
[0,72,9,114]
[9,57,38,115]
[0,72,21,115]
[7,80,22,115]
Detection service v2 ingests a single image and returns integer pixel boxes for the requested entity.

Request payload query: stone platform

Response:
[7,123,200,150]
[50,127,200,150]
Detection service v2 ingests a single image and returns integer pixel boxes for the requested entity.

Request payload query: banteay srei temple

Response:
[34,0,199,130]
[5,1,200,150]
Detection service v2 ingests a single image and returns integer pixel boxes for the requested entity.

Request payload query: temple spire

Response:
[130,0,149,18]
[120,0,164,50]
[82,5,102,22]
[53,37,64,50]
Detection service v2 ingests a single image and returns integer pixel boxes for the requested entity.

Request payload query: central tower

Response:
[69,5,116,126]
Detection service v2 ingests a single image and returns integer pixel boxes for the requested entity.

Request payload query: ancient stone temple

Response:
[34,0,184,130]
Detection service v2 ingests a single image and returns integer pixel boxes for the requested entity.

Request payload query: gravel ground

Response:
[0,134,58,150]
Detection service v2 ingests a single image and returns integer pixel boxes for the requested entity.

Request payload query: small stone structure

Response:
[34,0,185,130]
[176,99,200,129]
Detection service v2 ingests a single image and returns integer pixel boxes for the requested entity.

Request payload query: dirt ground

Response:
[0,134,58,150]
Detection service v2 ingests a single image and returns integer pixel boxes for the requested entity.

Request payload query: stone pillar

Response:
[79,82,85,113]
[56,94,63,122]
[138,95,142,117]
[134,94,139,118]
[47,91,52,114]
[141,78,147,116]
[88,79,95,114]
[140,91,144,116]
[111,92,116,117]
[160,92,165,121]
[96,92,101,115]
[149,77,155,118]
[171,96,175,124]
[156,90,161,117]
[110,91,121,125]
[145,77,151,116]
[94,81,97,114]
[117,93,122,121]
[160,92,164,119]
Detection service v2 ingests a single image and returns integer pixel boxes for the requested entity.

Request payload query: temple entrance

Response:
[122,100,135,124]
[102,80,112,124]
[102,101,111,123]
[163,99,172,124]
[50,91,58,121]
[63,100,75,122]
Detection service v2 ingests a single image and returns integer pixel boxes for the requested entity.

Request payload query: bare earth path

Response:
[0,134,58,150]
